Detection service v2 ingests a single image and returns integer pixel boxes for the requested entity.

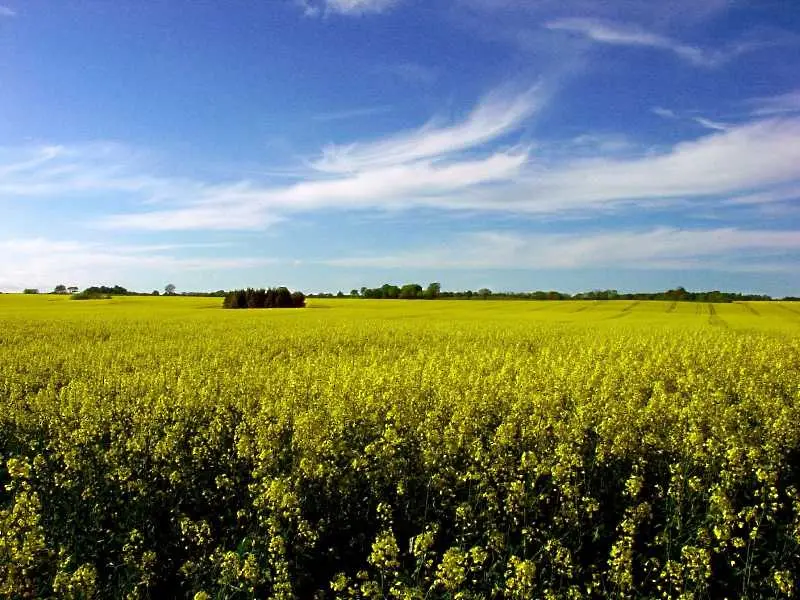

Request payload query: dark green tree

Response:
[399,283,423,299]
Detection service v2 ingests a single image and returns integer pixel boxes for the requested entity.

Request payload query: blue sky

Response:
[1,0,799,295]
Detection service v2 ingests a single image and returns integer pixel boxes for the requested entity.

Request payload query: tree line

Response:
[18,283,791,303]
[310,284,778,302]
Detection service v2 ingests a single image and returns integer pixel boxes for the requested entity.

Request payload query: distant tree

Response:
[381,283,400,299]
[423,282,441,299]
[336,291,345,297]
[399,283,423,299]
[152,290,160,296]
[165,283,176,296]
[478,288,492,298]
[350,289,359,297]
[67,286,79,294]
[53,284,67,294]
[23,288,39,294]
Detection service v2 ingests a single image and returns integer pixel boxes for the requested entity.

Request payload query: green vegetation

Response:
[1,295,799,598]
[70,290,112,301]
[222,288,306,309]
[315,285,779,302]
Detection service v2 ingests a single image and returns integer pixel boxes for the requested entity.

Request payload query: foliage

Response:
[82,285,131,296]
[340,284,773,303]
[356,282,440,299]
[222,287,306,309]
[70,291,112,301]
[1,295,799,598]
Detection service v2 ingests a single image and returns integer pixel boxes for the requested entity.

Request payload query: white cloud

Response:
[748,89,800,116]
[424,117,800,214]
[6,88,800,232]
[458,0,732,25]
[652,107,677,119]
[652,107,729,131]
[691,116,728,131]
[300,0,400,17]
[0,238,275,292]
[0,5,15,17]
[311,84,542,173]
[98,205,285,231]
[0,143,186,200]
[95,150,528,230]
[324,227,800,271]
[311,105,392,122]
[546,18,755,67]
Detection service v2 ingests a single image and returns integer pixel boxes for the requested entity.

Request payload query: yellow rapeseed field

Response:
[1,294,799,598]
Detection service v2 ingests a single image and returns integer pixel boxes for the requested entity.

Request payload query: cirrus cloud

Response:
[299,0,401,17]
[4,86,800,233]
[546,18,763,67]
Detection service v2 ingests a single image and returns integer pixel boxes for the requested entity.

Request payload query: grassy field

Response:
[1,294,799,598]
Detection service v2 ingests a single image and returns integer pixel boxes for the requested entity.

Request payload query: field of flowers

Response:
[1,294,799,599]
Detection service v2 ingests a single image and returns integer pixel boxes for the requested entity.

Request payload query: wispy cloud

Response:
[724,185,800,206]
[95,150,528,230]
[5,88,800,232]
[747,89,800,116]
[311,105,392,122]
[324,227,800,272]
[299,0,401,17]
[0,143,186,200]
[691,116,729,132]
[0,238,276,292]
[546,18,758,67]
[0,5,15,17]
[652,107,729,131]
[311,84,542,173]
[507,118,800,210]
[652,107,677,119]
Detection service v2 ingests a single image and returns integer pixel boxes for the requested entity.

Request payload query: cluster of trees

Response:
[82,285,132,296]
[573,287,774,302]
[48,284,224,298]
[439,289,570,300]
[222,287,306,309]
[52,285,80,295]
[349,282,443,299]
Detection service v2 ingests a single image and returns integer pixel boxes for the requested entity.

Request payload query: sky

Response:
[1,0,799,296]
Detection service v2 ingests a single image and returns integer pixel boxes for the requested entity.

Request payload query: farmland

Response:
[2,294,799,598]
